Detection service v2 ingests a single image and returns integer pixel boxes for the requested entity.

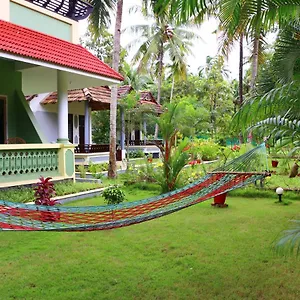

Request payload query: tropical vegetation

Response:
[87,0,300,255]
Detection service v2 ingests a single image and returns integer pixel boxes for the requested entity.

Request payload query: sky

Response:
[78,0,253,80]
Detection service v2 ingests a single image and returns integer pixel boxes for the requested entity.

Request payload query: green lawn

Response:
[1,192,300,299]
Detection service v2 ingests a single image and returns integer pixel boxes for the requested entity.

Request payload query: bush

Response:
[34,176,56,206]
[88,162,109,173]
[128,150,145,159]
[77,165,86,178]
[192,139,221,161]
[102,185,125,205]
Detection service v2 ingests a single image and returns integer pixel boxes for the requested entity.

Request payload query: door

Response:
[0,97,6,144]
[79,115,85,145]
[68,114,73,143]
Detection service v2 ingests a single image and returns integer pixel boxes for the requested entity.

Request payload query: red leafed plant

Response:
[34,176,56,206]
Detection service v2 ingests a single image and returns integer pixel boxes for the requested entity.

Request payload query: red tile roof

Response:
[117,85,134,98]
[0,20,123,81]
[117,87,162,113]
[40,86,162,112]
[41,86,111,111]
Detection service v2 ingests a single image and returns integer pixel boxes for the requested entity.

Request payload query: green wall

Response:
[0,60,19,139]
[10,2,72,41]
[0,59,41,143]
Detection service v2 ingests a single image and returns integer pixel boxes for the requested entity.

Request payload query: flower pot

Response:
[271,160,279,168]
[211,193,228,208]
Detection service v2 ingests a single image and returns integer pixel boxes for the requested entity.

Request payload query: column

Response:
[143,114,147,144]
[57,70,69,143]
[120,107,125,150]
[84,101,91,144]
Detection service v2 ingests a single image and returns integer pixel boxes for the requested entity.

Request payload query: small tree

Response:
[154,101,199,192]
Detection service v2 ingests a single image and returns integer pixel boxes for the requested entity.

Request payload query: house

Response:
[0,0,123,187]
[27,85,162,165]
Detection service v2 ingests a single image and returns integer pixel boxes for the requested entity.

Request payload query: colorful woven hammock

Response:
[0,144,269,231]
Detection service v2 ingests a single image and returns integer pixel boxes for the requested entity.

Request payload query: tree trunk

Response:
[154,40,164,138]
[250,36,259,90]
[108,0,123,178]
[238,33,243,107]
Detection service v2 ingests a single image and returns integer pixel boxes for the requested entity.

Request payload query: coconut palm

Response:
[108,0,124,178]
[126,3,198,136]
[87,0,116,35]
[122,62,153,91]
[158,0,300,93]
[87,0,123,178]
[232,20,300,149]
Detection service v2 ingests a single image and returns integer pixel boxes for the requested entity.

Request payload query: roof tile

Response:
[0,20,124,81]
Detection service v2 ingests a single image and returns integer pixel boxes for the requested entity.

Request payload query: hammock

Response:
[0,143,269,231]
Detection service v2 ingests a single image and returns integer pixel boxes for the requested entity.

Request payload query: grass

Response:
[1,188,300,299]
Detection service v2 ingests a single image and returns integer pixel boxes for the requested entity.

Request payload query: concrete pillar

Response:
[143,114,147,144]
[57,70,69,143]
[84,101,91,144]
[120,107,125,150]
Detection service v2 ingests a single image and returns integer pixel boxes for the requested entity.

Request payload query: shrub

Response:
[128,150,145,158]
[102,185,125,205]
[34,176,56,206]
[88,162,109,174]
[77,165,86,178]
[192,139,220,161]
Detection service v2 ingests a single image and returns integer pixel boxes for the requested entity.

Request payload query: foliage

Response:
[121,62,153,90]
[80,29,127,72]
[77,165,87,179]
[154,60,235,139]
[87,0,116,35]
[128,150,145,159]
[232,21,300,152]
[276,220,300,256]
[197,56,234,138]
[153,102,199,192]
[88,162,108,179]
[0,182,102,204]
[102,185,125,205]
[191,139,221,161]
[88,162,109,174]
[34,176,56,206]
[92,110,110,144]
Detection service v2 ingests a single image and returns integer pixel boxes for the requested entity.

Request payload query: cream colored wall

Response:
[0,0,10,21]
[3,0,79,43]
[29,94,86,143]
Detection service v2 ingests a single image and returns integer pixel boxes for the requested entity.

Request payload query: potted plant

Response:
[147,154,153,163]
[269,145,279,167]
[34,176,60,222]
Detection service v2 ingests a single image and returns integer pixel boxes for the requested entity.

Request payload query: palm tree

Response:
[232,20,300,149]
[87,0,123,178]
[108,0,124,178]
[87,0,116,36]
[126,3,198,136]
[158,0,300,92]
[122,62,152,91]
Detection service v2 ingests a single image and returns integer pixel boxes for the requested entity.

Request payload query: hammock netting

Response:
[0,144,269,231]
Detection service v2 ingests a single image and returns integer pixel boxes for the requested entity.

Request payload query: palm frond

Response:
[87,0,116,37]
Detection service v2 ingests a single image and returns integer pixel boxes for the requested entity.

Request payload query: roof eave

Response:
[0,51,123,84]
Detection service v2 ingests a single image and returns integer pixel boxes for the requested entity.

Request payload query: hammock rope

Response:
[0,143,269,231]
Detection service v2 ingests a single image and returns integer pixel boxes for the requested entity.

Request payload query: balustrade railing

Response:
[75,144,110,153]
[125,140,163,146]
[0,144,60,183]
